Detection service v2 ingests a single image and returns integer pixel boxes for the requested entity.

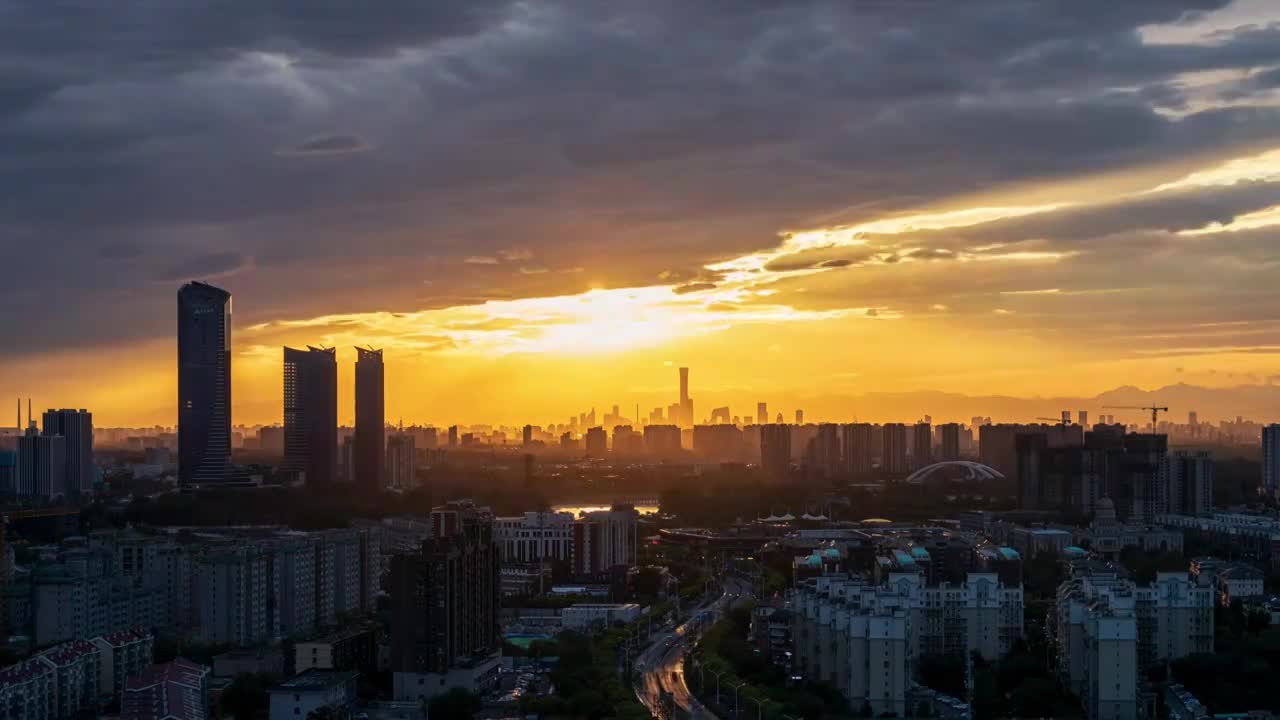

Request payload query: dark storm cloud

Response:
[154,251,250,282]
[5,0,1280,356]
[860,180,1280,251]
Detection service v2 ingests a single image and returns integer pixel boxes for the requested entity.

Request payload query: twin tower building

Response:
[177,281,385,488]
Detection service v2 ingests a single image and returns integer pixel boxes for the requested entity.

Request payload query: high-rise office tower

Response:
[42,408,92,496]
[841,423,874,475]
[522,424,533,447]
[795,409,804,425]
[757,402,768,425]
[677,367,693,427]
[1265,425,1280,493]
[447,425,458,448]
[760,423,791,482]
[353,347,385,490]
[1078,411,1089,427]
[938,423,961,461]
[882,423,909,474]
[912,422,933,469]
[177,282,232,486]
[283,346,338,485]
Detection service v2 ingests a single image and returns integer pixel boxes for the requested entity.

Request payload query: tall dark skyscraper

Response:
[283,346,338,485]
[354,347,385,490]
[42,408,93,496]
[177,282,232,486]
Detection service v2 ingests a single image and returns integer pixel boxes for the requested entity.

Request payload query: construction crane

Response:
[1103,405,1169,431]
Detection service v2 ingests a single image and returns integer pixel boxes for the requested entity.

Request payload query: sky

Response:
[4,0,1280,427]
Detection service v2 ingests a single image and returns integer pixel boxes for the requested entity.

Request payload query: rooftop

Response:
[38,639,98,667]
[95,628,152,648]
[0,659,50,685]
[272,669,358,693]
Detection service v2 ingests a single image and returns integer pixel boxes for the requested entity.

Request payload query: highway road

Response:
[634,576,755,719]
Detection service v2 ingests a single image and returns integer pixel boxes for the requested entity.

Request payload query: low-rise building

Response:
[294,624,378,674]
[121,659,210,720]
[560,603,644,631]
[1216,564,1265,605]
[268,670,357,720]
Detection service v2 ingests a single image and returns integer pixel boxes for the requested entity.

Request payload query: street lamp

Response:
[708,668,728,706]
[747,695,767,720]
[728,679,747,719]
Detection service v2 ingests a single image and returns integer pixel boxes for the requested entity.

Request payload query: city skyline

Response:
[4,2,1280,426]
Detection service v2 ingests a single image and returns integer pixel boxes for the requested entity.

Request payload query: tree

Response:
[426,688,482,720]
[221,674,276,720]
[306,705,346,720]
[1245,607,1272,636]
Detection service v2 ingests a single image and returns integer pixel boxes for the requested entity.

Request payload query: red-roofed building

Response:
[121,659,210,720]
[35,639,100,718]
[0,658,54,719]
[92,629,154,697]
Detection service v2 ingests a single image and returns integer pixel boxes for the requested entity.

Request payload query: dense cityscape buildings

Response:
[4,282,1279,720]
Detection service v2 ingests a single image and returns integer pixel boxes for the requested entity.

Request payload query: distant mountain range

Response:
[811,383,1280,425]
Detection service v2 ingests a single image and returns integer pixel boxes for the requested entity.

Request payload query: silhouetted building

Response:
[912,422,932,469]
[1264,425,1280,493]
[521,424,532,447]
[584,427,607,457]
[693,424,744,462]
[284,346,338,485]
[354,347,385,491]
[757,402,768,425]
[795,409,804,425]
[1016,435,1104,516]
[807,424,841,478]
[644,424,682,456]
[447,425,458,448]
[760,424,791,482]
[17,428,64,498]
[386,433,416,490]
[842,423,874,476]
[41,409,92,496]
[882,423,909,474]
[178,282,232,486]
[389,501,499,698]
[938,423,961,461]
[1165,450,1212,517]
[676,367,694,427]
